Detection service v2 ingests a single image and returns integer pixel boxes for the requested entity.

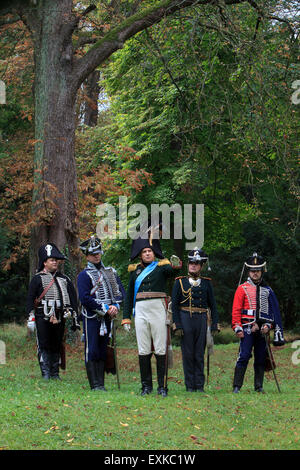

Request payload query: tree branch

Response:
[72,0,250,88]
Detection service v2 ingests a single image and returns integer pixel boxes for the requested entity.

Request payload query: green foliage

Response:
[0,226,28,323]
[92,7,299,326]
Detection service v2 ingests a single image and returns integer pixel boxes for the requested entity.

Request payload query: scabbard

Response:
[265,334,281,393]
[207,350,210,385]
[113,321,120,390]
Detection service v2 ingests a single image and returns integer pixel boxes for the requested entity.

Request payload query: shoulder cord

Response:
[179,278,192,316]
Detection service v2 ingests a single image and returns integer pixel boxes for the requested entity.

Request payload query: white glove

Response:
[123,324,131,333]
[27,313,36,333]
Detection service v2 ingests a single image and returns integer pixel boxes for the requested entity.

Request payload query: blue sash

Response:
[132,261,158,316]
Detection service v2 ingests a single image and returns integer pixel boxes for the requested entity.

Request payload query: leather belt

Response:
[136,292,167,300]
[181,307,208,314]
[242,309,256,315]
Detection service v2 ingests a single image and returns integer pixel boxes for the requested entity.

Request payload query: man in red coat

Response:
[232,253,284,393]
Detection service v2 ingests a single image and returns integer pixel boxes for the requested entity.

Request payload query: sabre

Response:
[206,350,210,385]
[112,320,121,390]
[265,333,281,393]
[164,321,170,389]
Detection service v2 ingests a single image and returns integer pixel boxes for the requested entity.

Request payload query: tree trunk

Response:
[83,70,100,127]
[29,0,79,275]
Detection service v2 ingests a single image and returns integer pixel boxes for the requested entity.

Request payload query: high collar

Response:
[188,271,201,280]
[87,261,104,270]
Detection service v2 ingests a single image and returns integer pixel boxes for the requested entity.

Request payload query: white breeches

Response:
[135,298,167,355]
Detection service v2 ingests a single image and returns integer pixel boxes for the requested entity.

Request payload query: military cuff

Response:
[234,325,243,333]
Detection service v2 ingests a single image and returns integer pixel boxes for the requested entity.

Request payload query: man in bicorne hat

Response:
[77,236,125,391]
[26,243,79,380]
[232,252,285,393]
[171,249,219,393]
[122,235,181,397]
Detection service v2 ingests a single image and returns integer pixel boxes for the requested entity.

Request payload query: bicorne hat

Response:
[130,236,164,261]
[79,235,103,256]
[38,243,66,272]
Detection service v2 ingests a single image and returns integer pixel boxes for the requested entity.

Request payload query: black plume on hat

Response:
[38,243,66,271]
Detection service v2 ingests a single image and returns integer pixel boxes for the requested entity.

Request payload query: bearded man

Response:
[232,252,285,393]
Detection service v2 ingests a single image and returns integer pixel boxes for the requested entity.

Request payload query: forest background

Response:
[0,0,299,332]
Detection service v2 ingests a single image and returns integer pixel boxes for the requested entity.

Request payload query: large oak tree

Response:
[0,0,265,273]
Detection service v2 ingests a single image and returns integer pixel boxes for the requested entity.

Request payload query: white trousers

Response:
[135,298,167,355]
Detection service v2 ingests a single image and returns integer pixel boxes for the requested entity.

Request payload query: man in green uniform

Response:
[171,249,219,392]
[122,237,181,397]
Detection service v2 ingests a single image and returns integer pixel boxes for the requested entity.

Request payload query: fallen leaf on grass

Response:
[120,422,129,427]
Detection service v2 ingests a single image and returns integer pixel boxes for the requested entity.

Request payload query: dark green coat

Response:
[123,260,176,320]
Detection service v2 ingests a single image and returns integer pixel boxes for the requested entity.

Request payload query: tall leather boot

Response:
[233,366,247,393]
[86,361,106,391]
[39,350,51,380]
[96,360,106,390]
[254,365,265,393]
[155,354,168,397]
[50,352,61,380]
[139,354,153,395]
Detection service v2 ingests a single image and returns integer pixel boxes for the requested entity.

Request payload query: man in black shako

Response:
[172,249,219,392]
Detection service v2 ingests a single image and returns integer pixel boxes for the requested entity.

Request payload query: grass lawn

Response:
[0,323,299,451]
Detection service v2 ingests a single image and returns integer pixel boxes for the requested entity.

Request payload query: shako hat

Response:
[38,243,66,271]
[79,235,103,256]
[245,252,266,271]
[238,251,267,285]
[188,248,208,264]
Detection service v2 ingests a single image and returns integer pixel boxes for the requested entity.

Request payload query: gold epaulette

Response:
[128,258,170,272]
[175,276,187,280]
[128,263,140,272]
[200,276,212,281]
[158,258,171,266]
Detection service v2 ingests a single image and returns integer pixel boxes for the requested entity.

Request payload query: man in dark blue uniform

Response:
[172,249,219,392]
[77,236,125,391]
